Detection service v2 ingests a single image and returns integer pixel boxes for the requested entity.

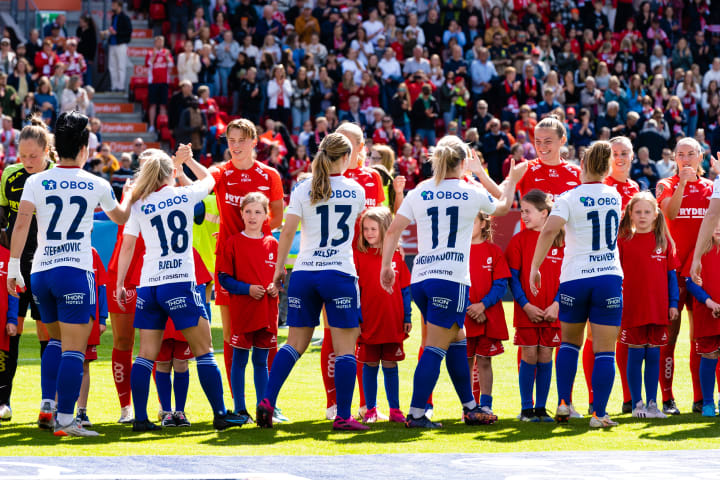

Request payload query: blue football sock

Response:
[519,360,536,410]
[446,340,475,406]
[535,361,552,409]
[382,365,400,409]
[700,357,718,407]
[644,347,660,405]
[155,370,172,413]
[556,342,580,406]
[251,348,269,406]
[130,357,154,422]
[195,352,227,416]
[264,345,300,407]
[362,364,379,410]
[592,351,616,417]
[334,354,357,419]
[174,370,189,412]
[56,350,85,415]
[409,346,445,415]
[40,339,61,401]
[480,394,493,409]
[231,348,249,413]
[627,347,645,406]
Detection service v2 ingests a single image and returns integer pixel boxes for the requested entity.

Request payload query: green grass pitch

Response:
[0,302,718,456]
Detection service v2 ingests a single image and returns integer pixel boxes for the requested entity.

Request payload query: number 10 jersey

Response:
[22,167,117,274]
[125,182,209,287]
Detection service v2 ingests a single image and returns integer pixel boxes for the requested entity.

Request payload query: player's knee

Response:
[114,337,134,351]
[173,358,189,372]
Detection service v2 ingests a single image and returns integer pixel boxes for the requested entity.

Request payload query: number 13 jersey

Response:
[22,167,117,274]
[287,175,365,276]
[550,183,623,283]
[125,182,209,286]
[397,178,497,285]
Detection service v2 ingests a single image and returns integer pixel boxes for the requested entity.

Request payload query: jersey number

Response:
[427,206,459,249]
[46,195,87,240]
[150,211,189,257]
[316,204,352,247]
[587,210,619,251]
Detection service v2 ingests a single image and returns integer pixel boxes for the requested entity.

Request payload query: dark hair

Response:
[54,111,90,160]
[521,189,564,247]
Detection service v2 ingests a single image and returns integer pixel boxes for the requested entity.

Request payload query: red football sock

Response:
[418,346,433,406]
[112,348,133,408]
[472,360,480,404]
[321,328,336,408]
[582,337,594,405]
[659,342,675,402]
[267,345,277,371]
[616,341,631,403]
[223,341,233,397]
[357,359,366,408]
[690,346,702,403]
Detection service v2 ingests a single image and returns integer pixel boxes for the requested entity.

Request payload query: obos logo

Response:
[167,297,187,310]
[142,204,156,214]
[288,297,301,309]
[580,196,595,207]
[420,190,434,200]
[42,179,57,190]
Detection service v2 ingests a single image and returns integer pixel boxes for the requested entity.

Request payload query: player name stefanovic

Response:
[45,242,82,256]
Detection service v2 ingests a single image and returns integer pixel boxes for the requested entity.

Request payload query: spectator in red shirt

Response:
[34,39,57,78]
[372,115,406,153]
[395,142,419,191]
[58,38,86,80]
[145,35,174,133]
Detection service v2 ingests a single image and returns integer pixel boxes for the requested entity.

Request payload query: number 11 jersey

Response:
[287,175,365,276]
[22,166,117,274]
[125,182,209,286]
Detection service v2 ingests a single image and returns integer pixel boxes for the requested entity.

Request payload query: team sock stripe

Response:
[336,354,355,362]
[61,350,85,361]
[135,357,154,371]
[47,339,62,348]
[559,342,581,352]
[280,344,300,362]
[595,354,615,360]
[425,346,447,359]
[450,339,467,347]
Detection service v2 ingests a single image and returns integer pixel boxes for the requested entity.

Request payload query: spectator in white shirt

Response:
[362,8,385,46]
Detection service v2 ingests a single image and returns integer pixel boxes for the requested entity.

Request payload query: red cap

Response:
[567,107,576,115]
[531,47,541,55]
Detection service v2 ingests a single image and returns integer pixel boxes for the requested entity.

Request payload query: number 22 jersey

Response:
[287,175,365,276]
[21,167,117,274]
[125,182,209,286]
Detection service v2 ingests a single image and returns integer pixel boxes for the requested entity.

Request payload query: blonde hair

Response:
[675,137,705,176]
[356,206,393,254]
[475,212,494,242]
[535,114,566,140]
[372,144,395,174]
[609,135,633,151]
[132,149,174,202]
[335,122,364,148]
[583,141,612,178]
[226,118,258,139]
[241,191,269,212]
[431,135,468,185]
[19,116,56,163]
[310,133,352,204]
[619,192,673,253]
[521,189,564,247]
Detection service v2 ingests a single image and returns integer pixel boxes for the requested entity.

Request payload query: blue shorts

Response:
[286,270,360,329]
[558,275,623,327]
[411,279,469,329]
[135,282,208,331]
[31,267,96,325]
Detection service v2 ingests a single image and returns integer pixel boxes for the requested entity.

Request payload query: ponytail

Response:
[619,192,675,254]
[431,135,467,185]
[131,149,174,203]
[19,115,52,162]
[583,141,612,178]
[310,133,352,204]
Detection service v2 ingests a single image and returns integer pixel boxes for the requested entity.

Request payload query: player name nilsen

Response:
[415,251,465,265]
[588,252,615,262]
[158,259,183,270]
[44,242,82,256]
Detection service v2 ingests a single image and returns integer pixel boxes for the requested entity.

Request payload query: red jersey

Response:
[163,249,212,342]
[34,50,57,77]
[212,160,284,248]
[58,51,87,77]
[604,176,640,210]
[145,48,174,84]
[344,166,385,208]
[108,225,146,286]
[288,156,311,177]
[466,242,511,340]
[682,246,720,339]
[354,248,410,345]
[505,229,563,328]
[0,246,10,351]
[87,248,108,347]
[396,156,419,190]
[656,175,713,263]
[619,233,678,328]
[516,159,581,199]
[216,232,279,334]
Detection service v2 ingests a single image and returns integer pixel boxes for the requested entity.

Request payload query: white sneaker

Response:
[555,400,571,423]
[645,400,668,419]
[632,401,647,418]
[480,405,494,416]
[118,405,134,424]
[425,407,434,419]
[0,404,11,420]
[54,418,100,437]
[568,403,584,418]
[589,413,618,428]
[326,404,337,420]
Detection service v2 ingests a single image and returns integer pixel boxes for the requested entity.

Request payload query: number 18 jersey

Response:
[287,175,365,276]
[550,183,623,283]
[397,178,497,285]
[125,182,209,287]
[21,167,117,274]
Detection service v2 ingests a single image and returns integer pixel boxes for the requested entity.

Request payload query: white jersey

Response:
[287,175,365,276]
[398,178,497,285]
[551,183,623,283]
[125,182,209,287]
[22,167,117,273]
[712,177,720,199]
